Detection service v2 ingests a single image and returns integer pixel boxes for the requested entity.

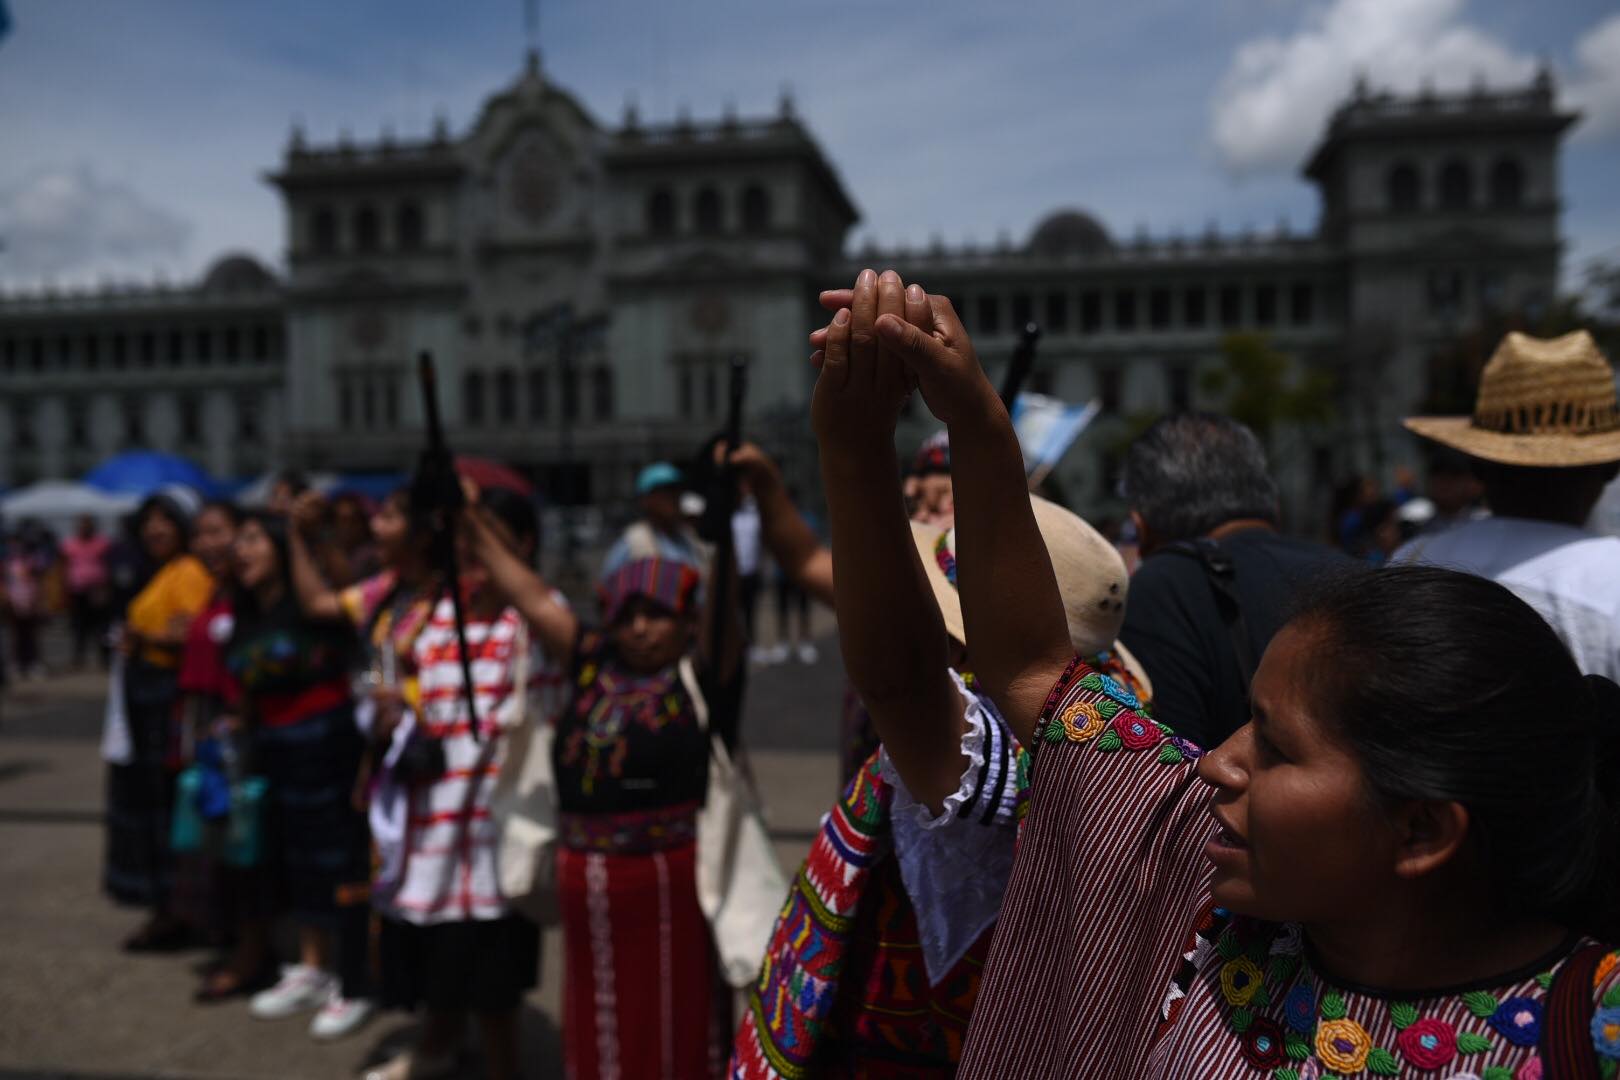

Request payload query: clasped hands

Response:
[807,268,994,455]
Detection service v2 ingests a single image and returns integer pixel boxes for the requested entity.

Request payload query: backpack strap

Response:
[1541,941,1609,1080]
[1159,539,1260,691]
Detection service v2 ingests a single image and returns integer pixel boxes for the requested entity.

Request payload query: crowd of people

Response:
[45,264,1620,1078]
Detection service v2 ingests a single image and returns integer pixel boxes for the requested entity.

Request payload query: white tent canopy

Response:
[232,471,341,508]
[0,481,140,539]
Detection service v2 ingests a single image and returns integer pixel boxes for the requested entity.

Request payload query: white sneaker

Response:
[795,642,819,665]
[309,992,374,1040]
[248,964,335,1020]
[747,644,771,666]
[766,643,791,665]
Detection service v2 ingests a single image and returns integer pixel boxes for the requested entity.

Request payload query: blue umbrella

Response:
[84,451,216,498]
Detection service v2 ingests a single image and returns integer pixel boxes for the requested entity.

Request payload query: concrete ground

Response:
[0,614,845,1080]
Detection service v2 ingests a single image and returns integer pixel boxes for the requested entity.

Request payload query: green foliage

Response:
[1201,333,1336,442]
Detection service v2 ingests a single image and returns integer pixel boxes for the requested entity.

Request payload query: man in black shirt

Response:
[1118,414,1346,750]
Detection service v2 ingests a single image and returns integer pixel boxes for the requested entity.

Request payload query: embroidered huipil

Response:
[957,658,1620,1079]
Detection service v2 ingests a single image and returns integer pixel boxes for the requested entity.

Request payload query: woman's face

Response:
[192,508,237,579]
[916,474,955,526]
[1195,622,1399,924]
[611,596,688,674]
[371,496,409,564]
[233,519,280,592]
[332,499,369,547]
[140,509,183,565]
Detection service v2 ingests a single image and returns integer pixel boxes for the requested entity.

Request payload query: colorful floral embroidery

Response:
[1395,1017,1458,1070]
[1112,710,1160,750]
[1315,1017,1372,1073]
[1059,700,1106,743]
[1283,984,1316,1034]
[1221,957,1265,1007]
[1488,997,1542,1047]
[1593,1005,1620,1058]
[1597,952,1619,986]
[1242,1017,1287,1070]
[1515,1057,1544,1080]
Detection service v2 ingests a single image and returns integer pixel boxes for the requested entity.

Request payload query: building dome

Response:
[1026,209,1114,257]
[201,254,276,293]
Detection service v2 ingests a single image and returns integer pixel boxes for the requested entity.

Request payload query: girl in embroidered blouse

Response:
[823,272,1620,1077]
[466,491,745,1080]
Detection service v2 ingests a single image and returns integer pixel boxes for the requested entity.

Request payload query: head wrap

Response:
[598,556,701,625]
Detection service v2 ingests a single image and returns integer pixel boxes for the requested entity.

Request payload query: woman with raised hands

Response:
[842,280,1620,1077]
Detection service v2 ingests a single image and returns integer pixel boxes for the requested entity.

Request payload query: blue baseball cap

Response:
[635,462,683,495]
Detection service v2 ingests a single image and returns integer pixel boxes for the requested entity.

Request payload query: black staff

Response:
[412,351,482,740]
[999,321,1044,411]
[704,354,749,743]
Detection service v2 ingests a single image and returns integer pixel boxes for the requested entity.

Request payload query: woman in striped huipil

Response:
[827,272,1620,1078]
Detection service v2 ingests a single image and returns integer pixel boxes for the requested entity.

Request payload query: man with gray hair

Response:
[1118,413,1344,749]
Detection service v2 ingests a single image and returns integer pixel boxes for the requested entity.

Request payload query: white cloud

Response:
[1568,13,1620,140]
[0,165,192,284]
[1210,0,1536,175]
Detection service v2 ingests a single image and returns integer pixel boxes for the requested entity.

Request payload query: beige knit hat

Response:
[1404,330,1620,467]
[911,495,1148,688]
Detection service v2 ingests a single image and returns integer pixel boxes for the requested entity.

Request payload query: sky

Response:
[1,0,1617,296]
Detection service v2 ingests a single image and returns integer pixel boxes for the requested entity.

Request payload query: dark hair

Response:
[132,493,194,551]
[1289,565,1619,938]
[479,486,541,562]
[1122,413,1279,542]
[196,498,243,528]
[273,470,308,497]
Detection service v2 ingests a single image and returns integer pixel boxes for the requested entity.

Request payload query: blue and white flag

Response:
[1011,392,1100,483]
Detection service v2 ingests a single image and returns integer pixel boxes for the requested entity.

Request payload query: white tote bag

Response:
[679,658,788,989]
[490,622,561,925]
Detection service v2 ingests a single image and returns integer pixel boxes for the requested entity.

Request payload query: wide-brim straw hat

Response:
[1404,330,1620,468]
[911,495,1150,692]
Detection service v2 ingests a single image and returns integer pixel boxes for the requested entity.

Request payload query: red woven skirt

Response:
[558,838,726,1079]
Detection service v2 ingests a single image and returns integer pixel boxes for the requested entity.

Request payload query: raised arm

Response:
[463,497,579,668]
[724,442,835,609]
[289,492,345,622]
[873,297,1073,746]
[816,269,965,809]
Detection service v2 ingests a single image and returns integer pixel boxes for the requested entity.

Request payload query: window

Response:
[237,397,261,443]
[1183,287,1207,328]
[1489,158,1524,208]
[1427,269,1464,317]
[12,405,35,449]
[678,363,693,418]
[1438,160,1472,210]
[1,339,14,372]
[1149,288,1172,330]
[397,202,424,250]
[111,334,127,369]
[312,206,338,254]
[562,365,581,421]
[463,371,486,424]
[1387,163,1421,212]
[1168,364,1193,413]
[223,327,241,361]
[976,295,1001,336]
[67,401,89,449]
[1254,283,1277,327]
[85,335,100,371]
[139,332,156,368]
[1011,293,1034,330]
[194,329,212,365]
[362,380,376,427]
[702,364,717,418]
[57,335,71,368]
[1044,292,1069,332]
[252,326,270,362]
[740,185,770,233]
[1289,283,1314,326]
[122,400,144,446]
[1080,290,1102,333]
[647,188,676,235]
[339,379,354,426]
[384,379,400,427]
[30,337,45,371]
[593,366,614,420]
[179,395,202,446]
[1098,366,1123,414]
[496,369,517,423]
[694,187,723,234]
[167,331,183,366]
[1113,290,1137,331]
[1218,285,1243,329]
[528,369,549,420]
[354,206,381,252]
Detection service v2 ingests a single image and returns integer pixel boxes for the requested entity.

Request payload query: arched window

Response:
[354,205,381,253]
[647,188,676,235]
[694,187,723,234]
[592,366,614,420]
[1387,163,1420,212]
[741,185,770,233]
[527,369,548,420]
[397,202,424,250]
[311,206,338,254]
[463,370,486,424]
[1438,159,1473,210]
[1488,158,1524,208]
[495,368,517,423]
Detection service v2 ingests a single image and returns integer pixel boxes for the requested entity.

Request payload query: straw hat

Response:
[911,495,1148,688]
[1404,330,1620,467]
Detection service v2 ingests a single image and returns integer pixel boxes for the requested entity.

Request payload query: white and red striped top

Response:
[378,598,564,925]
[958,659,1620,1078]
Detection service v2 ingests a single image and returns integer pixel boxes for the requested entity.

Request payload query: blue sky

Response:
[1,0,1617,295]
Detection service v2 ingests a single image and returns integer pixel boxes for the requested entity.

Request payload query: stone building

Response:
[0,55,1577,526]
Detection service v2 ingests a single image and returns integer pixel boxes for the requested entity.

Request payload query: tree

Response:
[1200,333,1335,444]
